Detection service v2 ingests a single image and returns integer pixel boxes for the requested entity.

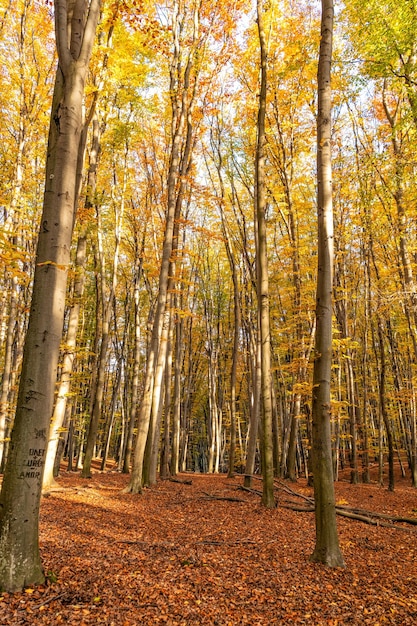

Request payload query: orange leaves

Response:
[1,471,416,624]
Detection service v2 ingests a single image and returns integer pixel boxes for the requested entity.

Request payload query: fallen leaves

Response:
[0,470,416,624]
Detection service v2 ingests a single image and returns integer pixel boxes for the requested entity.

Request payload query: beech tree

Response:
[255,0,275,508]
[0,0,100,592]
[309,0,344,567]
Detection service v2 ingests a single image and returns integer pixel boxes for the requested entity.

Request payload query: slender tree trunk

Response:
[410,384,417,487]
[376,319,395,491]
[0,277,18,469]
[42,234,87,489]
[309,0,344,568]
[101,364,122,471]
[82,139,126,478]
[143,300,171,486]
[255,0,275,508]
[170,308,183,476]
[122,231,145,473]
[160,314,174,479]
[244,317,261,487]
[0,0,100,592]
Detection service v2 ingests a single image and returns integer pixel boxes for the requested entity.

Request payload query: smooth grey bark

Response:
[47,20,115,485]
[255,0,275,508]
[143,301,170,486]
[309,0,344,568]
[170,301,183,476]
[244,319,261,488]
[82,129,127,478]
[160,313,174,480]
[0,0,100,592]
[122,227,146,473]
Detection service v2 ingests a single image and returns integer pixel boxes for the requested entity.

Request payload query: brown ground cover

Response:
[0,466,416,625]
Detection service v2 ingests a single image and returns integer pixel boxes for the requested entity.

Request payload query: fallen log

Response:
[169,477,193,485]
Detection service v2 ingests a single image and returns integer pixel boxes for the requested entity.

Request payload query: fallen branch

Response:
[274,479,314,505]
[239,485,263,497]
[118,540,174,548]
[280,499,417,531]
[30,592,67,610]
[255,478,417,530]
[337,505,417,526]
[169,477,193,485]
[201,492,245,502]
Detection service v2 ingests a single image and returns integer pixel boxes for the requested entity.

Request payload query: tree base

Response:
[122,482,142,495]
[309,547,345,568]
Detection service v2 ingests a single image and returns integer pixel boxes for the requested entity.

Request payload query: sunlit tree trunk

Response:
[243,308,261,487]
[376,319,395,491]
[82,137,126,477]
[170,304,183,476]
[143,297,171,486]
[160,313,174,479]
[309,0,344,568]
[255,0,275,508]
[0,0,100,592]
[122,227,146,473]
[42,234,87,489]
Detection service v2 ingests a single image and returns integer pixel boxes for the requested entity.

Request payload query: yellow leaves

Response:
[291,381,312,396]
[36,261,68,271]
[336,498,349,506]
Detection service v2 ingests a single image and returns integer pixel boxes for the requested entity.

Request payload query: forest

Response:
[0,0,417,611]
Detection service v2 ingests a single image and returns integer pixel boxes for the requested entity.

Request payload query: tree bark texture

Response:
[256,0,275,508]
[0,0,100,592]
[309,0,344,568]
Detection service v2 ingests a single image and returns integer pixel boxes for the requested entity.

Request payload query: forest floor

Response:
[0,465,416,625]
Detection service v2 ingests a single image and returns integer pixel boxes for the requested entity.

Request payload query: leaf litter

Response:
[0,467,416,625]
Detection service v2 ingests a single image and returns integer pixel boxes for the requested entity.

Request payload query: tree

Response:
[0,0,100,592]
[309,0,344,567]
[0,0,54,470]
[255,0,275,508]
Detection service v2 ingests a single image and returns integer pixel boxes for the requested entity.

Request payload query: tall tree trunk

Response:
[160,314,174,480]
[244,314,261,487]
[376,319,395,491]
[255,0,275,508]
[0,0,100,592]
[143,300,171,486]
[122,228,146,473]
[170,306,183,476]
[309,0,344,568]
[82,138,126,478]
